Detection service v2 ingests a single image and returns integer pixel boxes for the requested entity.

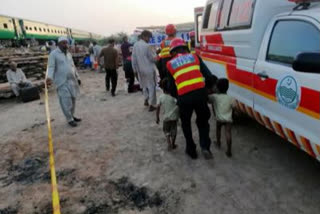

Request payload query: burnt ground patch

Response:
[1,154,178,213]
[78,177,167,214]
[34,177,177,214]
[110,177,163,210]
[0,207,18,214]
[0,153,76,187]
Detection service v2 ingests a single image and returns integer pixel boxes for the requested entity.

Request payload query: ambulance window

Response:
[196,14,202,43]
[203,3,213,29]
[203,1,220,29]
[228,0,255,29]
[208,1,220,29]
[216,0,232,30]
[267,20,320,65]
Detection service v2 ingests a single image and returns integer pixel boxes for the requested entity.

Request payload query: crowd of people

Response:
[130,25,236,160]
[6,24,236,160]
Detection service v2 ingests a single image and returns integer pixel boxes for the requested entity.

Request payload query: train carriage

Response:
[21,20,68,42]
[0,14,105,46]
[0,16,15,40]
[70,29,91,42]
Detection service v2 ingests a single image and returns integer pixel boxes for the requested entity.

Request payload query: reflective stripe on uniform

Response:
[177,77,204,90]
[159,47,171,58]
[188,41,196,54]
[173,65,200,79]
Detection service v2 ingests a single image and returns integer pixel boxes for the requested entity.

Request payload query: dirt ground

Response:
[0,69,320,214]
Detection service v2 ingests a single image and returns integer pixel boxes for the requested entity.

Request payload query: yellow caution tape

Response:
[44,70,61,214]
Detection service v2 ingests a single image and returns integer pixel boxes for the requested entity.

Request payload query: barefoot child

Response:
[208,78,235,157]
[156,78,179,151]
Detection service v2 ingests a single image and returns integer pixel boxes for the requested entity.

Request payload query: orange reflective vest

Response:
[159,38,173,59]
[167,53,205,96]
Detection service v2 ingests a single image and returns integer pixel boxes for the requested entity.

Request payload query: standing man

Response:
[188,31,196,54]
[166,38,216,160]
[121,36,132,62]
[132,30,158,111]
[158,24,177,81]
[6,61,33,97]
[121,36,134,93]
[93,41,102,72]
[46,37,82,127]
[99,39,119,97]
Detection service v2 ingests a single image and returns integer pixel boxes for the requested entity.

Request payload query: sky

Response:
[0,0,206,36]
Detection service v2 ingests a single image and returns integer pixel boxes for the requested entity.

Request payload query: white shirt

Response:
[6,69,28,85]
[93,45,102,58]
[158,93,180,122]
[131,40,157,88]
[47,48,80,98]
[208,94,235,122]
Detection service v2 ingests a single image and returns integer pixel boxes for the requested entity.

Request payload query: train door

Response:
[12,19,24,40]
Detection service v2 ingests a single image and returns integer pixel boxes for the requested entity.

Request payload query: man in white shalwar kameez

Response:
[6,61,33,97]
[46,37,81,127]
[132,30,158,111]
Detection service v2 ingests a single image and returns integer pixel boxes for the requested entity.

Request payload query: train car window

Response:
[3,23,8,29]
[228,0,255,29]
[55,30,57,33]
[25,26,28,30]
[39,28,42,32]
[216,0,232,30]
[48,28,50,32]
[34,27,37,31]
[44,28,46,32]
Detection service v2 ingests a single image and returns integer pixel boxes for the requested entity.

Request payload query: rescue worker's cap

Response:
[165,24,177,35]
[170,38,187,53]
[189,31,195,37]
[58,36,68,43]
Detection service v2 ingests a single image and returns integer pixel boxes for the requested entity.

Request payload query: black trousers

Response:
[105,69,118,93]
[123,59,135,93]
[159,57,171,81]
[127,71,135,93]
[177,88,211,152]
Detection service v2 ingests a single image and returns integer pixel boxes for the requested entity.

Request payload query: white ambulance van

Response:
[196,0,320,160]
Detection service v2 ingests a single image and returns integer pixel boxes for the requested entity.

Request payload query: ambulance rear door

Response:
[194,7,204,51]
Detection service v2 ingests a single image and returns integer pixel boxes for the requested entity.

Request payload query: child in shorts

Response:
[208,78,235,157]
[156,78,179,151]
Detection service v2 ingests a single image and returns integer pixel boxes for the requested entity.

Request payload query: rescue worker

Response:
[166,38,216,160]
[158,24,177,81]
[188,31,196,54]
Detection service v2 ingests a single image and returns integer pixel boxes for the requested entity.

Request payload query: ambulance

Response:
[195,0,320,160]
